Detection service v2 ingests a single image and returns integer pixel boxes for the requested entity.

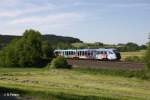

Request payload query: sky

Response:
[0,0,150,45]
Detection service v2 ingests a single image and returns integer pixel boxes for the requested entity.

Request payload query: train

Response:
[54,48,121,61]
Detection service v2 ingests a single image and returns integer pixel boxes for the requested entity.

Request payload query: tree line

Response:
[71,42,147,52]
[0,33,82,50]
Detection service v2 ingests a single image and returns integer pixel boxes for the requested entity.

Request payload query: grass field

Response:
[0,68,150,100]
[121,50,146,60]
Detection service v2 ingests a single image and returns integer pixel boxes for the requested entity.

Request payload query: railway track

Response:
[67,59,145,70]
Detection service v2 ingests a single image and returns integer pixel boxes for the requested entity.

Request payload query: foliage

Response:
[72,42,146,52]
[117,42,141,52]
[55,42,73,49]
[139,45,147,50]
[42,40,54,59]
[0,29,53,67]
[124,56,144,62]
[0,39,19,67]
[145,43,150,70]
[72,42,104,49]
[125,42,140,51]
[0,34,82,49]
[50,56,71,69]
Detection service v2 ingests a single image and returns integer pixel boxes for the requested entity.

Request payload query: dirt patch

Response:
[67,59,145,70]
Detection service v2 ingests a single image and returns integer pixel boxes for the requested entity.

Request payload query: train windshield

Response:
[113,49,121,60]
[113,49,119,53]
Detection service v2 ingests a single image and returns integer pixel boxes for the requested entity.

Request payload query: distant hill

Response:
[43,34,82,45]
[0,34,82,49]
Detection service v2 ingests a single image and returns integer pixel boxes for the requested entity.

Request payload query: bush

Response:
[50,56,71,69]
[145,43,150,70]
[124,56,143,62]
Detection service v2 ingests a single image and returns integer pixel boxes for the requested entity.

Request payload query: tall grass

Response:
[74,68,150,80]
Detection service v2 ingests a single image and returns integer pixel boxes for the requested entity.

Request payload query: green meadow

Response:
[0,68,150,100]
[121,50,145,60]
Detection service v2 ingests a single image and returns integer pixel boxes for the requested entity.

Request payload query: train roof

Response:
[54,48,117,51]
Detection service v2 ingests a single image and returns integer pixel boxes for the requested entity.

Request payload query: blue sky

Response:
[0,0,150,44]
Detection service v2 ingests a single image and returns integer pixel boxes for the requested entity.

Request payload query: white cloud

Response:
[110,3,150,8]
[0,0,21,9]
[0,1,56,18]
[10,12,84,25]
[0,12,19,17]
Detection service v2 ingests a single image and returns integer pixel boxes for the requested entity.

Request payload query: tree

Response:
[0,39,19,67]
[19,29,43,66]
[139,45,147,50]
[117,42,140,52]
[145,33,150,69]
[95,42,104,47]
[56,42,73,49]
[42,40,53,59]
[125,42,140,51]
[0,29,44,67]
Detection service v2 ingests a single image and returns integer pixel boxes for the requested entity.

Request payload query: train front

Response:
[113,49,121,60]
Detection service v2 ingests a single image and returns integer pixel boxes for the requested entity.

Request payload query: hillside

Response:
[0,34,82,49]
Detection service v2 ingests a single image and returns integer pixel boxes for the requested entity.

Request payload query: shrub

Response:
[145,43,150,70]
[124,56,143,62]
[50,56,71,69]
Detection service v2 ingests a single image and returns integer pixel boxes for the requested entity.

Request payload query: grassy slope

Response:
[0,68,150,100]
[121,50,146,60]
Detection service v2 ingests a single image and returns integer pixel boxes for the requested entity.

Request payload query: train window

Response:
[71,51,73,55]
[83,51,85,56]
[64,51,66,55]
[100,51,103,54]
[65,51,67,55]
[85,51,87,55]
[63,51,65,55]
[66,51,68,55]
[55,51,58,55]
[109,51,113,54]
[90,52,92,56]
[113,49,119,53]
[97,51,100,54]
[69,51,71,55]
[87,52,91,56]
[80,51,82,56]
[78,51,80,56]
[67,51,69,55]
[73,52,74,55]
[104,51,107,54]
[80,51,83,56]
[99,51,107,54]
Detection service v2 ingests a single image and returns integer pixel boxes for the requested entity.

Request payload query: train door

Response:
[96,51,108,60]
